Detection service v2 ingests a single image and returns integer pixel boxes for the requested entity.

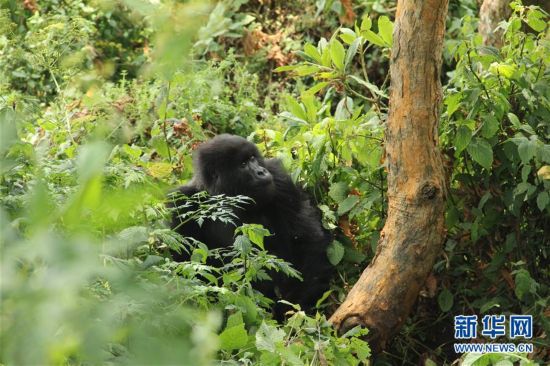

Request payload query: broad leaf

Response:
[330,39,346,71]
[327,240,345,265]
[467,138,493,170]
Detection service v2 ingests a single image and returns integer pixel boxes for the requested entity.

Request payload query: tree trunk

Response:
[329,0,449,351]
[479,0,511,48]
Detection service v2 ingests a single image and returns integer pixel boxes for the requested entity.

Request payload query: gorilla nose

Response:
[255,167,272,184]
[256,167,268,177]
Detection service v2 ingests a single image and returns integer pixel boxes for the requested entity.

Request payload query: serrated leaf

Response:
[455,125,472,154]
[142,255,164,269]
[514,269,536,301]
[118,226,148,244]
[233,235,252,255]
[327,240,345,265]
[147,162,173,178]
[330,39,346,71]
[526,9,546,32]
[378,16,393,46]
[239,224,269,249]
[489,62,517,78]
[338,195,360,215]
[481,115,500,138]
[329,182,348,202]
[445,92,462,117]
[219,314,248,351]
[256,322,285,352]
[517,139,536,163]
[467,138,493,170]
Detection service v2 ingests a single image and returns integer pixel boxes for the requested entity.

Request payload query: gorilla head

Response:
[193,134,276,203]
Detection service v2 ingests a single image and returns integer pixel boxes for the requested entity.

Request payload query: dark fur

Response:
[169,134,333,317]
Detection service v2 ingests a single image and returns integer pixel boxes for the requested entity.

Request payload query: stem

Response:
[466,48,491,101]
[162,82,173,162]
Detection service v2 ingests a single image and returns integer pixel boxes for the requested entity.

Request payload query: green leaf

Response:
[294,65,320,76]
[350,336,371,362]
[536,191,549,211]
[285,95,307,121]
[219,313,248,351]
[339,28,357,44]
[345,37,362,70]
[514,269,537,301]
[338,195,360,215]
[335,97,353,120]
[256,322,285,353]
[239,224,269,249]
[330,39,346,71]
[517,139,536,163]
[233,235,252,254]
[321,44,332,67]
[481,115,500,138]
[327,240,345,265]
[445,92,462,117]
[480,299,501,313]
[305,81,329,95]
[0,108,18,155]
[315,289,333,308]
[378,16,393,46]
[467,138,493,170]
[489,63,517,78]
[526,9,547,32]
[303,43,322,63]
[438,288,454,312]
[141,255,164,269]
[455,125,472,154]
[274,65,298,72]
[361,29,385,47]
[347,75,383,97]
[507,113,521,128]
[329,182,348,202]
[146,162,173,178]
[360,16,372,31]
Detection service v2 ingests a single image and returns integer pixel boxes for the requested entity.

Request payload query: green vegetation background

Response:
[0,0,548,365]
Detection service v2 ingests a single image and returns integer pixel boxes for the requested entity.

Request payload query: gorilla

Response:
[169,134,333,317]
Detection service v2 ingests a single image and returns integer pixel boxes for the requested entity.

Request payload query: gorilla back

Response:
[169,134,333,316]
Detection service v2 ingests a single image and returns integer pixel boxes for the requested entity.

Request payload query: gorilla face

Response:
[194,135,276,202]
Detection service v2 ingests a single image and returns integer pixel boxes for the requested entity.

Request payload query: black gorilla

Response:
[169,134,332,316]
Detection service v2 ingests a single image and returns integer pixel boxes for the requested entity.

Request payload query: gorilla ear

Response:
[194,150,218,188]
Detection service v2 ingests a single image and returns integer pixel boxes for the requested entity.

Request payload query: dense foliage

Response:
[1,0,548,365]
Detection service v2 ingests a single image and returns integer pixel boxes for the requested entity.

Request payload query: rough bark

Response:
[479,0,511,48]
[329,0,449,351]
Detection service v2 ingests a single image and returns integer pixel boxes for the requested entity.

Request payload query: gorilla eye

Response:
[250,156,255,161]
